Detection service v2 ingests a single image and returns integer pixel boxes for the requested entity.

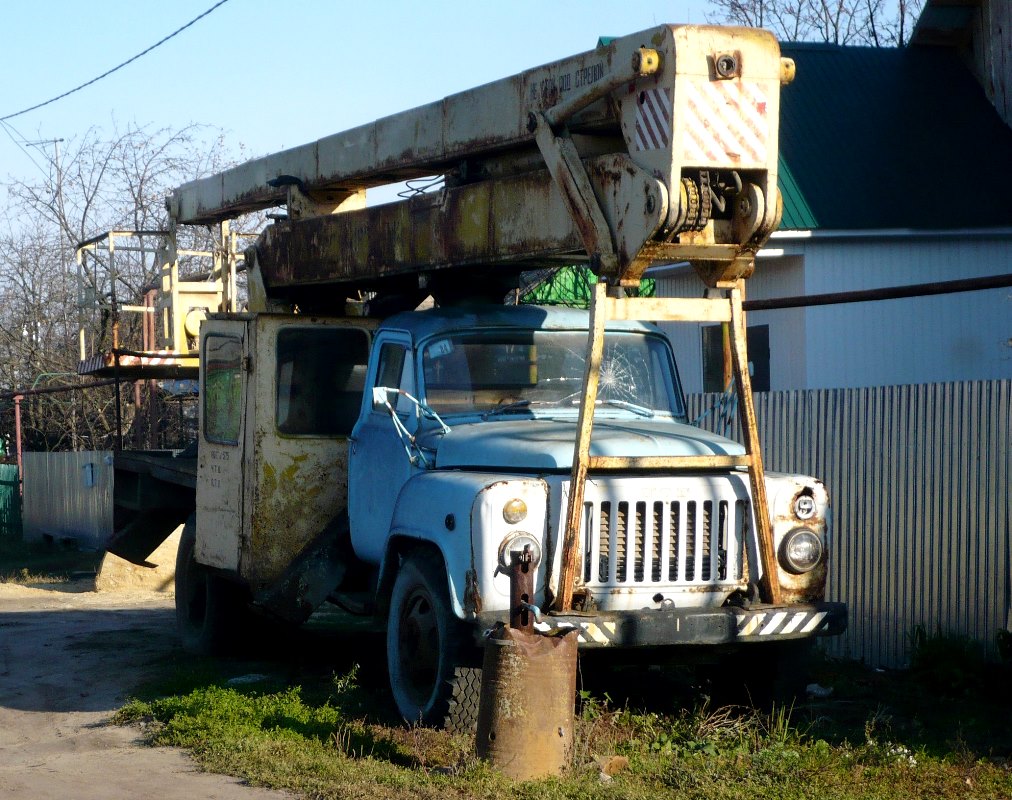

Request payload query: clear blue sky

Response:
[0,0,715,200]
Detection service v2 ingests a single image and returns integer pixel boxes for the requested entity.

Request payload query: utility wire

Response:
[0,120,48,176]
[0,0,232,122]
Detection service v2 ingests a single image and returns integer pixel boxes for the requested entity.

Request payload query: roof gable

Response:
[778,42,1012,231]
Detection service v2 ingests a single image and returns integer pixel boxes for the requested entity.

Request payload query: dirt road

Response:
[0,581,291,799]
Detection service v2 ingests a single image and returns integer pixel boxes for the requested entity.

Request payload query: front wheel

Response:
[386,553,480,730]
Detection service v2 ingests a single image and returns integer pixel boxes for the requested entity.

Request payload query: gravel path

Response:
[0,581,291,799]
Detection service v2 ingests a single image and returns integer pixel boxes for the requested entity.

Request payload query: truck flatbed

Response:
[108,449,197,565]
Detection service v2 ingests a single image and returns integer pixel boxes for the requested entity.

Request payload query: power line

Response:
[0,0,232,122]
[0,120,48,177]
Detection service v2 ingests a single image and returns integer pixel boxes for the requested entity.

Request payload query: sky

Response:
[0,0,715,208]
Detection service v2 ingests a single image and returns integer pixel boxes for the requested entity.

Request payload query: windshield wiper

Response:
[483,396,654,419]
[595,398,655,417]
[482,400,532,419]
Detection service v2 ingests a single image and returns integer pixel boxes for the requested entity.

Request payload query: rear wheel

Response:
[386,552,480,731]
[175,515,247,655]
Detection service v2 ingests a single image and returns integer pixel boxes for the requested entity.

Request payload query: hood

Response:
[429,417,745,471]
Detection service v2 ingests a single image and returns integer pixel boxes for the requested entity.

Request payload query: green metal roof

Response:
[778,42,1012,230]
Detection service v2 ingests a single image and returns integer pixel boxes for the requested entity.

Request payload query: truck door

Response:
[348,332,416,564]
[247,316,373,591]
[196,319,248,571]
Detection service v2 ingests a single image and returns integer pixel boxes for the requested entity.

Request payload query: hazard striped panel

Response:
[736,610,830,638]
[634,88,673,151]
[682,79,770,166]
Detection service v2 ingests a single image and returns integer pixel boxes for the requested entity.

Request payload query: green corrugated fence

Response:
[0,463,21,538]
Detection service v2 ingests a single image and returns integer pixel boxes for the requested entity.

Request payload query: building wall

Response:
[656,232,1012,393]
[657,255,808,394]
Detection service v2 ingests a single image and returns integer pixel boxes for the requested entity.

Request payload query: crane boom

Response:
[169,25,791,305]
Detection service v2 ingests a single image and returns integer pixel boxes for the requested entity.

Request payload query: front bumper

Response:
[476,602,846,648]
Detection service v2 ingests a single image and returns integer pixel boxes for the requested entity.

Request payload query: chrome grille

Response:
[582,486,750,587]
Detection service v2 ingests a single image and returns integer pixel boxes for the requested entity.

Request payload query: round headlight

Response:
[793,492,817,520]
[503,498,528,524]
[498,532,542,570]
[779,528,823,574]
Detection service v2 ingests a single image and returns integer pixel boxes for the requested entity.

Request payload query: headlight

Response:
[793,492,817,520]
[498,532,542,570]
[779,528,823,574]
[502,498,528,524]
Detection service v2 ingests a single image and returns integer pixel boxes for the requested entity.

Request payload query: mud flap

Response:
[252,518,351,623]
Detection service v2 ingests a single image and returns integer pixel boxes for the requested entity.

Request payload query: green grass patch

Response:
[114,648,1012,800]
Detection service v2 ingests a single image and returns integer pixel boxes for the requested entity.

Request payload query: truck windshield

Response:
[421,330,685,418]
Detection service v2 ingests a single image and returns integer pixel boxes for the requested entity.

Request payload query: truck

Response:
[81,23,845,729]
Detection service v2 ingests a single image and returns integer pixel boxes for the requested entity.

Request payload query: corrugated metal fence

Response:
[687,380,1012,668]
[0,463,21,538]
[21,451,114,550]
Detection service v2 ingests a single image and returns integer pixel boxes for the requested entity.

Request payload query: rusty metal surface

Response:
[245,315,374,591]
[727,280,781,604]
[475,625,578,780]
[252,156,666,297]
[772,478,830,604]
[509,548,537,633]
[172,25,784,297]
[171,25,781,225]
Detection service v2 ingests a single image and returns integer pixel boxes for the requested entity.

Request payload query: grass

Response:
[0,533,101,584]
[112,630,1012,800]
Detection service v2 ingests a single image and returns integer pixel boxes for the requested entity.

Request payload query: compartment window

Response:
[276,328,370,436]
[204,335,242,445]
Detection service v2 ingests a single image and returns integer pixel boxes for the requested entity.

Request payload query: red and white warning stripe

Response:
[634,87,673,151]
[682,79,769,166]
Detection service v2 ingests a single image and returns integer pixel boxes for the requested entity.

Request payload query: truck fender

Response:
[376,472,487,620]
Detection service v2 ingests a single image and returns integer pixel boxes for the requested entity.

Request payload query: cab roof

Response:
[378,303,657,342]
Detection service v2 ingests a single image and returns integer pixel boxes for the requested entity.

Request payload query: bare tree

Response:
[708,0,925,47]
[0,122,256,451]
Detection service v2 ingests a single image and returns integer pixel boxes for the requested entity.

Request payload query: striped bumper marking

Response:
[545,620,618,645]
[737,609,829,637]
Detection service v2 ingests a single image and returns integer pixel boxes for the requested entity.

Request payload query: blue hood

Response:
[430,417,745,470]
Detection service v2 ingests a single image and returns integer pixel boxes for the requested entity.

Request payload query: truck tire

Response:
[175,515,245,655]
[386,553,480,731]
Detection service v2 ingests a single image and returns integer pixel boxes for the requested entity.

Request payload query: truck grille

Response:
[580,490,750,587]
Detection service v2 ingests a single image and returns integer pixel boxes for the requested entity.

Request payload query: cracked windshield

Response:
[421,330,685,418]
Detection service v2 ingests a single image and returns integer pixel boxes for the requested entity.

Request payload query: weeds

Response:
[114,643,1012,800]
[909,625,990,696]
[0,566,67,584]
[0,535,99,583]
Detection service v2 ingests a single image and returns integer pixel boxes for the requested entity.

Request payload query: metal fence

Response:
[0,463,21,538]
[687,380,1012,668]
[21,451,114,550]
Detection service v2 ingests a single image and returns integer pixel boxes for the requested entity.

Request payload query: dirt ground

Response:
[0,580,291,799]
